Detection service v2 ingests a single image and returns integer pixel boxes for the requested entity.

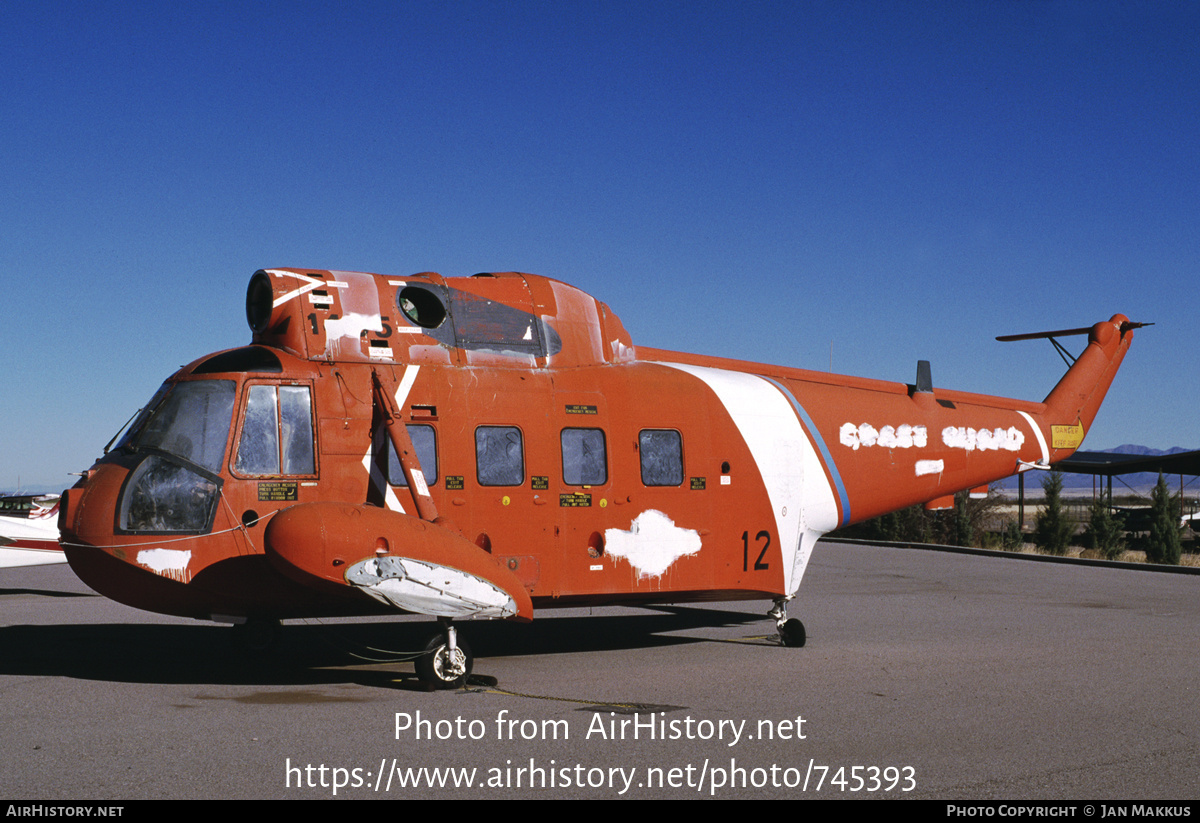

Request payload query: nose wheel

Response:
[416,621,473,689]
[769,598,806,648]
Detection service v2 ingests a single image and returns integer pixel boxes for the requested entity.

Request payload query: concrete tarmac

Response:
[2,541,1198,800]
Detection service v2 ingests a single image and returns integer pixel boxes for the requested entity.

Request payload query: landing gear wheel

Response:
[768,596,805,648]
[416,633,473,689]
[779,618,806,648]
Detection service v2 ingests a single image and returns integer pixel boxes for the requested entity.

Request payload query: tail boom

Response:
[1038,314,1136,459]
[776,314,1136,526]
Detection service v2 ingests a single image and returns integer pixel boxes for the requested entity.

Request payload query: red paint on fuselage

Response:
[58,269,1134,624]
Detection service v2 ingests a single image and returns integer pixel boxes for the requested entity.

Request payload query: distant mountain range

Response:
[994,444,1196,491]
[1103,444,1193,458]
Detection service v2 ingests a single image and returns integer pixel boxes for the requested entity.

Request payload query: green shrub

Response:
[1083,498,1124,560]
[1145,472,1182,565]
[1034,470,1074,556]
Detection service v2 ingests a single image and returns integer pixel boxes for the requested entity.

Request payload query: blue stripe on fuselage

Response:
[762,376,851,527]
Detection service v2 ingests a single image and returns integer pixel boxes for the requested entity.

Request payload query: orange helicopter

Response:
[58,268,1138,686]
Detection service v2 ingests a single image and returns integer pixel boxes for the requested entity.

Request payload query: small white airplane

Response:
[0,494,66,568]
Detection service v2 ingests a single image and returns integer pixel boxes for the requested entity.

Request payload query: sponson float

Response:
[58,268,1139,686]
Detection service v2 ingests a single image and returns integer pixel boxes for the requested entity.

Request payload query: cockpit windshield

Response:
[115,381,236,474]
[114,380,236,534]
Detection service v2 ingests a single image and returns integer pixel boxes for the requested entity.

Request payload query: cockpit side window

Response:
[234,384,316,476]
[279,386,316,474]
[114,382,172,454]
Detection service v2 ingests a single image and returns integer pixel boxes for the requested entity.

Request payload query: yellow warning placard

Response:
[1051,423,1085,449]
[257,481,298,501]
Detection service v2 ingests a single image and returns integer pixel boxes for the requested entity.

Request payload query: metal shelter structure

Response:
[1015,449,1200,527]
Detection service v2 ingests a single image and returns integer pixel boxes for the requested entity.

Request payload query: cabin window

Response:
[639,429,683,486]
[475,426,524,486]
[387,425,439,486]
[234,384,315,476]
[561,428,607,485]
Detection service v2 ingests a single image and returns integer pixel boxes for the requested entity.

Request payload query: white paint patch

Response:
[322,271,384,359]
[604,510,701,580]
[663,363,838,595]
[941,426,1024,452]
[840,423,927,450]
[137,548,192,583]
[324,311,384,344]
[915,459,944,476]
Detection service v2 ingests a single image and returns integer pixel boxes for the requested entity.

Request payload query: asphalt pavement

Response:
[3,541,1197,799]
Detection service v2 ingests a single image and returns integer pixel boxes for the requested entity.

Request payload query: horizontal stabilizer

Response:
[997,321,1151,342]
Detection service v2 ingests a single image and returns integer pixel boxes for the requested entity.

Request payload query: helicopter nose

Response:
[59,463,123,547]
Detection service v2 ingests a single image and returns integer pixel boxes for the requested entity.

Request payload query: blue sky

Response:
[3,1,1197,490]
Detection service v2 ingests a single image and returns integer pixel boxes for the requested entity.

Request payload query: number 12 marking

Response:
[742,530,771,571]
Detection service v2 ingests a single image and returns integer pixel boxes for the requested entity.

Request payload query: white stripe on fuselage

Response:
[265,270,326,307]
[363,365,423,513]
[1016,410,1049,469]
[662,363,840,595]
